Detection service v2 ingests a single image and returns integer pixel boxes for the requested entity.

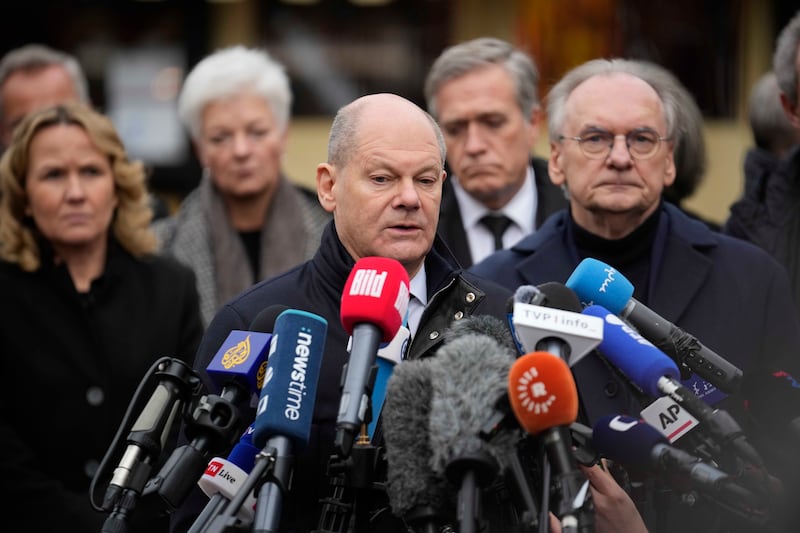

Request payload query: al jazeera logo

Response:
[222,334,252,369]
[512,364,557,414]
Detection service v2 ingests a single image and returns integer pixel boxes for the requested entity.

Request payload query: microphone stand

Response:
[313,428,382,533]
[98,358,200,533]
[539,428,594,533]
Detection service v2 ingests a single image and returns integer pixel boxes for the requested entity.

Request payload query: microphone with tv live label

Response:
[188,425,260,533]
[511,282,603,367]
[508,351,591,533]
[566,257,742,393]
[428,333,519,533]
[592,414,769,524]
[582,304,764,468]
[143,306,283,514]
[336,256,410,458]
[203,309,327,533]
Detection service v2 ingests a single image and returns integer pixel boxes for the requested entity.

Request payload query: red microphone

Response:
[336,256,410,457]
[508,352,588,531]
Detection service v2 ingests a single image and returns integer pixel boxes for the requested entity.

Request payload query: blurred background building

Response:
[3,0,795,225]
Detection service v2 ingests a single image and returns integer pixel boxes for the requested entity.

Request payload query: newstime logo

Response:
[284,326,314,421]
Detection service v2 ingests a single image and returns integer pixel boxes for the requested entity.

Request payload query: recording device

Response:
[566,257,742,392]
[144,306,282,514]
[428,333,519,533]
[593,414,769,525]
[92,357,201,533]
[511,282,603,367]
[508,351,591,533]
[365,324,409,442]
[336,256,410,458]
[201,309,327,533]
[383,357,450,533]
[582,304,764,468]
[101,358,198,510]
[188,425,260,532]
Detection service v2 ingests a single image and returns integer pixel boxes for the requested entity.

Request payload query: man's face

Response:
[1,65,81,146]
[434,64,539,210]
[317,96,445,278]
[549,73,675,238]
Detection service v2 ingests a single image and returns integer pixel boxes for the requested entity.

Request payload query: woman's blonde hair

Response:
[0,102,157,271]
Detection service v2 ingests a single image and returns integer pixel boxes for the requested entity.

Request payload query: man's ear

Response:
[780,92,800,130]
[662,145,677,187]
[548,141,566,187]
[526,105,543,149]
[316,163,336,213]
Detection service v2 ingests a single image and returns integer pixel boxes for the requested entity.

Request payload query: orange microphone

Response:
[508,351,590,532]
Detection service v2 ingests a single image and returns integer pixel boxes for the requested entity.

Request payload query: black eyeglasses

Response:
[558,128,670,160]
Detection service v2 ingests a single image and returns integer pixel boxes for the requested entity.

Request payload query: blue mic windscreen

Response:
[367,325,410,440]
[227,427,260,473]
[582,305,680,397]
[592,414,667,467]
[252,309,327,450]
[566,258,634,313]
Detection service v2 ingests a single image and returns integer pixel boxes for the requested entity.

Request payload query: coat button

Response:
[429,331,439,340]
[603,381,619,397]
[86,386,105,406]
[454,311,464,320]
[465,292,476,303]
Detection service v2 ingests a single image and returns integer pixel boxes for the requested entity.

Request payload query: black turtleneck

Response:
[569,206,661,304]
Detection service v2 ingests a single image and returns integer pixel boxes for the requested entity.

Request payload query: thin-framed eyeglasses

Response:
[558,127,670,160]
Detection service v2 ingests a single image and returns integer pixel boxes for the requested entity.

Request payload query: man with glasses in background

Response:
[471,58,800,533]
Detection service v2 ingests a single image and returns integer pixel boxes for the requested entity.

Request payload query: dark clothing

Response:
[725,145,800,313]
[174,221,512,532]
[0,239,204,533]
[437,157,569,268]
[471,203,800,533]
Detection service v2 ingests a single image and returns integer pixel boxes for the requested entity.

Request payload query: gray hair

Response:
[749,71,800,154]
[634,60,707,202]
[0,44,89,119]
[424,37,540,119]
[177,46,292,141]
[547,58,678,145]
[328,95,446,169]
[774,10,800,109]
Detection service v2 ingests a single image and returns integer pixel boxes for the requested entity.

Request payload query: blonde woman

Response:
[0,102,202,532]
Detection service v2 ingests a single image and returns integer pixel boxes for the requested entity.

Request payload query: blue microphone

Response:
[581,304,680,398]
[249,309,327,533]
[567,257,742,393]
[189,425,260,532]
[593,414,757,507]
[143,306,285,516]
[366,325,409,441]
[583,305,764,467]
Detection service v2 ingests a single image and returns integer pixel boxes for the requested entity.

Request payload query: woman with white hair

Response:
[153,46,330,326]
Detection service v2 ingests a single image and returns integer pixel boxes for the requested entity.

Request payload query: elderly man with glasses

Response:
[471,58,800,533]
